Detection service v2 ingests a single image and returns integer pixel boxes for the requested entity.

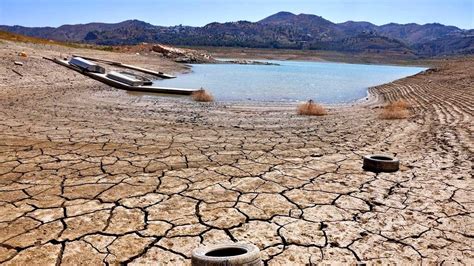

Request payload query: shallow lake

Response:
[154,60,426,103]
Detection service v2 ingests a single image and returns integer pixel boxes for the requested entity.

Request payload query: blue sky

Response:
[1,0,473,29]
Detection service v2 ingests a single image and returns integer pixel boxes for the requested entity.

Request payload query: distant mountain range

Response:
[1,11,473,57]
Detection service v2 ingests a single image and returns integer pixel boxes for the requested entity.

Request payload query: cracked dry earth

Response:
[1,41,473,265]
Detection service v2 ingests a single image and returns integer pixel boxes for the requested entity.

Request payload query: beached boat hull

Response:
[44,57,197,95]
[71,54,176,79]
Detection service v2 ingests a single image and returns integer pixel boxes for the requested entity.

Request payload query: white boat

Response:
[69,57,105,73]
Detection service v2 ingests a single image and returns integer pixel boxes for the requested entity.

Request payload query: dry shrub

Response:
[192,88,214,102]
[297,100,327,116]
[380,100,410,119]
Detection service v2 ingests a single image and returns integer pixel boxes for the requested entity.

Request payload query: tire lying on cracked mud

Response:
[363,154,400,173]
[192,243,262,266]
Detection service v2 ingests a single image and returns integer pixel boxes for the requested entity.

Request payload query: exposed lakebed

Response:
[154,60,427,103]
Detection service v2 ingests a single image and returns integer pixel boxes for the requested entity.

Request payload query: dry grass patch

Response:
[380,99,410,119]
[0,31,113,51]
[297,100,327,116]
[192,88,214,102]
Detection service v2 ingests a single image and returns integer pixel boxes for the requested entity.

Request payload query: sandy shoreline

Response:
[188,46,443,66]
[1,40,473,265]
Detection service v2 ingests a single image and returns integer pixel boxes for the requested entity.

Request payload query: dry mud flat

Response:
[0,41,473,265]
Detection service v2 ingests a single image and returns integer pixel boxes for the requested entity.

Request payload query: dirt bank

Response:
[0,40,472,265]
[197,46,426,65]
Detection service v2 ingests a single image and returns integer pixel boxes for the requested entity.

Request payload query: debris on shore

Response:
[151,44,216,64]
[221,59,279,66]
[11,69,23,76]
[115,43,217,64]
[115,43,278,65]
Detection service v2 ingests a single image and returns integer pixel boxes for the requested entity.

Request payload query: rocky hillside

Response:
[1,11,472,57]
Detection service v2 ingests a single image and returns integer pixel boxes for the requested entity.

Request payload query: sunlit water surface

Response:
[154,60,426,103]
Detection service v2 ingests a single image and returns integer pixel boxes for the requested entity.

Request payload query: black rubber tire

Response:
[191,243,262,266]
[363,154,399,173]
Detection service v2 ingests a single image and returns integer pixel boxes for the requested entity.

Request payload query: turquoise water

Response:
[154,60,426,103]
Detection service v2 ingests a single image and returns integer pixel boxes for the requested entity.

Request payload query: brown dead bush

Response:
[297,100,327,116]
[380,100,410,119]
[192,88,214,102]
